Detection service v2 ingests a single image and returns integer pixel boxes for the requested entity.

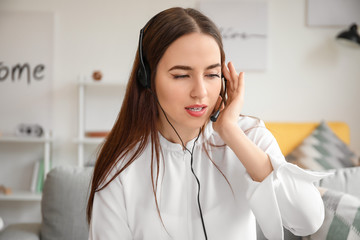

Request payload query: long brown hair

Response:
[87,7,226,224]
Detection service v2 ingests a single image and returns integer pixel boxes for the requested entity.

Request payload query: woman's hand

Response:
[212,61,245,135]
[212,62,272,182]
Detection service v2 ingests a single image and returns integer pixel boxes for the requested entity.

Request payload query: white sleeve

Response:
[88,170,132,240]
[242,119,331,240]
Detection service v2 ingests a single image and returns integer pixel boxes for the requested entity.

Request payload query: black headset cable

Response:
[150,90,208,240]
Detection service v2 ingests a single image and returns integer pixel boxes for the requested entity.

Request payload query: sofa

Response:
[0,121,359,240]
[0,166,92,240]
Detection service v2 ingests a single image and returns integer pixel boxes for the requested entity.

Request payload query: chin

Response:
[185,117,209,129]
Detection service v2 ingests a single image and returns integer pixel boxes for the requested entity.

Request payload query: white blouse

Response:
[89,116,329,240]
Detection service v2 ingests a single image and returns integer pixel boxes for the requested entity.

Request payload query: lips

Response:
[185,104,207,117]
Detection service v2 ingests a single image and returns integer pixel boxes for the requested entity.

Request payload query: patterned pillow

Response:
[303,189,360,240]
[286,121,358,170]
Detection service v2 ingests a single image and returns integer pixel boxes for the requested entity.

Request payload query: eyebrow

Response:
[168,63,221,71]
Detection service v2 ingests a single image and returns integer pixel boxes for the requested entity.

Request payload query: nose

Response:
[190,76,207,99]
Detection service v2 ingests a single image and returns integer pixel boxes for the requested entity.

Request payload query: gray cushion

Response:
[0,223,41,240]
[286,121,358,170]
[317,166,360,199]
[305,189,360,240]
[40,166,93,240]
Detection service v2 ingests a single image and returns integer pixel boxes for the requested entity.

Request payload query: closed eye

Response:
[206,74,221,79]
[173,74,190,79]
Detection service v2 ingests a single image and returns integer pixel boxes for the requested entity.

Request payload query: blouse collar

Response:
[158,120,216,152]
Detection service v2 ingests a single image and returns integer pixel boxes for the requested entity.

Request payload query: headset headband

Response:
[137,15,159,89]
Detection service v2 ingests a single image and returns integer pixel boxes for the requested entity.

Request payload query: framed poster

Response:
[0,12,54,135]
[199,1,268,71]
[307,0,360,27]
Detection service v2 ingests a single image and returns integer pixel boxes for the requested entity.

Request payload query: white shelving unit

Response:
[76,77,125,167]
[0,191,41,201]
[0,133,52,201]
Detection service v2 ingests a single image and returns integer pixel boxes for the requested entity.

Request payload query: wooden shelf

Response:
[0,191,41,201]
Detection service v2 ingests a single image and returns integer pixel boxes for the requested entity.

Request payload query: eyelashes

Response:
[173,74,189,79]
[207,74,221,79]
[172,74,221,79]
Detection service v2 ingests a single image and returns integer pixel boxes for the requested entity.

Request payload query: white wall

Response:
[2,0,359,166]
[1,0,360,224]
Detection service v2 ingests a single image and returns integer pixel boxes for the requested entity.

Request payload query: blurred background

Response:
[0,0,359,226]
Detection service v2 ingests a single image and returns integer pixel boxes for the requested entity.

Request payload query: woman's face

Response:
[155,32,222,138]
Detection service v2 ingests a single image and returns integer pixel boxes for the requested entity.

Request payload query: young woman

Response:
[87,7,328,240]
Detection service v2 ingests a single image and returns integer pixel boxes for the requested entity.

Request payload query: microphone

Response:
[210,99,223,122]
[210,77,227,122]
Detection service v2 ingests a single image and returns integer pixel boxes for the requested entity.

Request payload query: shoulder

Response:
[98,140,152,189]
[116,140,153,178]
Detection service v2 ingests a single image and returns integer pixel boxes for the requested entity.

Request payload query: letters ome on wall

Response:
[0,12,54,135]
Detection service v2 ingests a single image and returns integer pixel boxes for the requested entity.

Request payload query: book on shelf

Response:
[30,161,39,192]
[31,159,45,193]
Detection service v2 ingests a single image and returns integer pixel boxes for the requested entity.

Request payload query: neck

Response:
[157,119,201,148]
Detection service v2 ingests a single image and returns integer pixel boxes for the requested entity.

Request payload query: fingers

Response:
[222,61,244,92]
[222,63,231,83]
[228,62,239,90]
[238,72,245,100]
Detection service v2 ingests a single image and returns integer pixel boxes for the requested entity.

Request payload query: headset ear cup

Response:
[137,61,150,88]
[137,65,147,88]
[143,59,151,88]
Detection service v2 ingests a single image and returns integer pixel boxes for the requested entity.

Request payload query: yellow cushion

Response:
[265,122,350,156]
